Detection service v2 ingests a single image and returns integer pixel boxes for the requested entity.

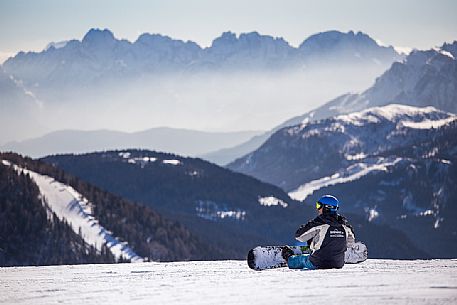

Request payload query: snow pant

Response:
[287,254,316,270]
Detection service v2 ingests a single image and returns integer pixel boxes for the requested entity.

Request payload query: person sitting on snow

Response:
[282,195,355,270]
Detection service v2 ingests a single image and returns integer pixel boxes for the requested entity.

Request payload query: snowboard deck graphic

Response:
[247,242,368,271]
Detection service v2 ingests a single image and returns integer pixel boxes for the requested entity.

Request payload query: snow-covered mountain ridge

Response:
[1,28,401,102]
[335,104,455,127]
[3,29,400,75]
[230,104,456,189]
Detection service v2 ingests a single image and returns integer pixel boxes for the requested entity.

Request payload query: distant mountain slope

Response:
[2,128,262,158]
[227,104,457,258]
[200,132,271,165]
[1,153,219,263]
[42,149,428,259]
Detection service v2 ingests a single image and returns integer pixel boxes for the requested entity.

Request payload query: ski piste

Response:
[247,241,368,271]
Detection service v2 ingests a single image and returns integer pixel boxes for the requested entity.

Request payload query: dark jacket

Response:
[295,213,355,269]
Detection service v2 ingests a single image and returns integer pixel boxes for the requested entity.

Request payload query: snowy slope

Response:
[286,105,456,200]
[1,160,142,262]
[1,260,456,305]
[289,157,402,201]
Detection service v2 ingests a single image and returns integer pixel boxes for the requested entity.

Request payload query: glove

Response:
[281,246,294,260]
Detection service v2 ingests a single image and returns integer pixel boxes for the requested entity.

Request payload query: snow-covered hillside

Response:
[1,260,456,305]
[229,104,457,191]
[286,104,456,200]
[1,160,142,262]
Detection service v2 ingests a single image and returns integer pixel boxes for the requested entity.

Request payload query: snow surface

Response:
[258,196,288,208]
[195,200,246,221]
[118,152,181,166]
[336,104,449,125]
[163,159,181,165]
[289,158,401,201]
[1,260,456,305]
[1,160,142,262]
[401,117,457,129]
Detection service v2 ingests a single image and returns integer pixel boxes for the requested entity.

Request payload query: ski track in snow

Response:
[1,260,456,305]
[1,160,142,262]
[289,158,401,201]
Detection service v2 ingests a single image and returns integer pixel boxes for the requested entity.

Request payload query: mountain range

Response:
[2,29,401,91]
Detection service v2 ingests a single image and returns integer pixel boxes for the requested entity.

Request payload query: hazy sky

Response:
[0,0,456,63]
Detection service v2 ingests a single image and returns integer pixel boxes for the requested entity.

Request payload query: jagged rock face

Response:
[2,29,401,96]
[365,47,457,111]
[299,30,402,66]
[203,31,296,70]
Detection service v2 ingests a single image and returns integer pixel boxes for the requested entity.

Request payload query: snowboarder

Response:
[282,195,355,270]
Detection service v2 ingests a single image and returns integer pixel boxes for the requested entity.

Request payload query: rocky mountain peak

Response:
[440,41,457,58]
[299,30,380,50]
[82,28,116,46]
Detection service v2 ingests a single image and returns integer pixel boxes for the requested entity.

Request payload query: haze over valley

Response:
[1,29,403,146]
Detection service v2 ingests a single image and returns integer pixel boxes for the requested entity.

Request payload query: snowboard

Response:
[247,241,368,271]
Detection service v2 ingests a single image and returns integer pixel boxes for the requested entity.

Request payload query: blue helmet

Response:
[316,195,339,213]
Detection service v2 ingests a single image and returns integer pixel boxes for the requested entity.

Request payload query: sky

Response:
[0,0,456,63]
